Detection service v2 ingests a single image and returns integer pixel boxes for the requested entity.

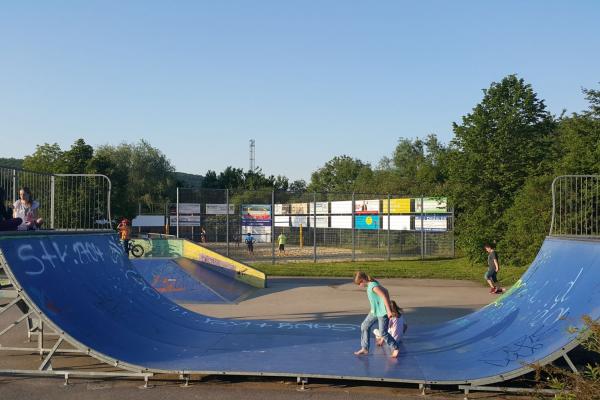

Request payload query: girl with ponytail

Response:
[353,271,399,358]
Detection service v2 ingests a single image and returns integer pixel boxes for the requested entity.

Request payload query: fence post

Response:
[271,190,275,265]
[12,169,17,204]
[50,176,55,230]
[226,189,230,257]
[313,192,317,263]
[420,196,424,260]
[387,194,391,261]
[138,202,142,234]
[352,192,355,262]
[176,187,180,238]
[451,206,455,258]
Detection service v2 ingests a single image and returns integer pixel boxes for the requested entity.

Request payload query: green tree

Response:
[500,85,600,266]
[60,139,94,173]
[308,155,372,193]
[22,143,64,174]
[448,75,556,260]
[88,140,177,218]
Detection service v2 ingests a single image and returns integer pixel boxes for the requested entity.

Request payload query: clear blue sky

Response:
[1,1,599,181]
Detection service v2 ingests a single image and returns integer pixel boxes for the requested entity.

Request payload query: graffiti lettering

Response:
[17,244,46,276]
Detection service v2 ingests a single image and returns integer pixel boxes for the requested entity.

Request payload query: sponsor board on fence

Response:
[243,226,272,243]
[175,203,201,215]
[355,215,380,230]
[314,216,329,228]
[414,197,447,213]
[355,199,379,214]
[381,215,411,230]
[330,201,352,214]
[382,198,412,214]
[241,204,272,226]
[170,215,201,226]
[330,215,352,229]
[132,215,165,227]
[308,202,329,215]
[274,204,291,215]
[290,203,308,214]
[205,204,235,215]
[414,215,448,231]
[291,216,308,227]
[274,215,290,227]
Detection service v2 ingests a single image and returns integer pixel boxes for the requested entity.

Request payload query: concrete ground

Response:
[0,277,529,399]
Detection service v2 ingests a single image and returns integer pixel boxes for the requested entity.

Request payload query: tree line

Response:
[4,75,599,266]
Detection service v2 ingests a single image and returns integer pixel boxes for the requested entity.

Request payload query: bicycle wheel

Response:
[131,244,145,258]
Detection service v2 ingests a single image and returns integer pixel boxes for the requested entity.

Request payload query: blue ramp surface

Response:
[131,257,256,303]
[0,232,598,385]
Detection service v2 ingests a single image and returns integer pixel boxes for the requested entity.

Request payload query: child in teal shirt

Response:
[353,271,399,358]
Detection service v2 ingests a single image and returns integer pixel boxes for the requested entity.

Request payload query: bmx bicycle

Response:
[124,240,145,258]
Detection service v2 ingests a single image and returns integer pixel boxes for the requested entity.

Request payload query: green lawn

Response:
[253,257,527,287]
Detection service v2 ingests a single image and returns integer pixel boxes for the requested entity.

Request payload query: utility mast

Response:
[249,139,255,172]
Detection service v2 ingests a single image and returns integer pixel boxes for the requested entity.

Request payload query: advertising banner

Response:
[308,202,329,214]
[243,226,272,243]
[314,216,329,228]
[132,215,165,227]
[382,198,412,214]
[330,215,352,229]
[291,216,308,227]
[414,197,448,213]
[381,215,411,230]
[274,216,290,227]
[355,215,380,230]
[205,204,235,215]
[290,203,308,215]
[414,215,448,231]
[274,204,291,215]
[176,203,201,215]
[355,199,380,214]
[241,204,272,227]
[170,215,201,226]
[330,201,352,214]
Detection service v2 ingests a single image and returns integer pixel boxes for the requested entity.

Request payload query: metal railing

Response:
[0,167,112,230]
[550,175,600,237]
[135,188,455,264]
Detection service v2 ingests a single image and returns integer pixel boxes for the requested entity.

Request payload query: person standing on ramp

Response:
[353,271,399,358]
[484,243,502,294]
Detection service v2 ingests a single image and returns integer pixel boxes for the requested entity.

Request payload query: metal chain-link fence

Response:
[0,167,112,230]
[135,188,455,264]
[551,175,600,237]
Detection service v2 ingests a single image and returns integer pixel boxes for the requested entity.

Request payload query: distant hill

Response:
[0,158,24,169]
[175,171,204,188]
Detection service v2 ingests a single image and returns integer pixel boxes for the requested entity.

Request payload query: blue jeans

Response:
[360,313,398,352]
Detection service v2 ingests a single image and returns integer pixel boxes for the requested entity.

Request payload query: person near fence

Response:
[244,232,255,255]
[12,187,43,230]
[373,300,408,347]
[484,243,502,294]
[353,271,400,358]
[0,187,22,231]
[277,232,287,255]
[200,226,207,243]
[117,218,132,254]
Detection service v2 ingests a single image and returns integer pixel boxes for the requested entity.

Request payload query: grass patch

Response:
[253,257,527,287]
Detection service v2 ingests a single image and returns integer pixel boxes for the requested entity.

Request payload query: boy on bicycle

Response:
[117,218,132,255]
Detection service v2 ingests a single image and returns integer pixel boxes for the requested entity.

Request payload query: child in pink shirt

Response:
[374,301,407,345]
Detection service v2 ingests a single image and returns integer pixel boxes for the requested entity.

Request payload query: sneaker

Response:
[494,288,503,294]
[489,287,496,293]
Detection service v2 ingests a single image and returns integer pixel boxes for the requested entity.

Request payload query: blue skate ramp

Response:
[131,257,256,303]
[0,231,598,385]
